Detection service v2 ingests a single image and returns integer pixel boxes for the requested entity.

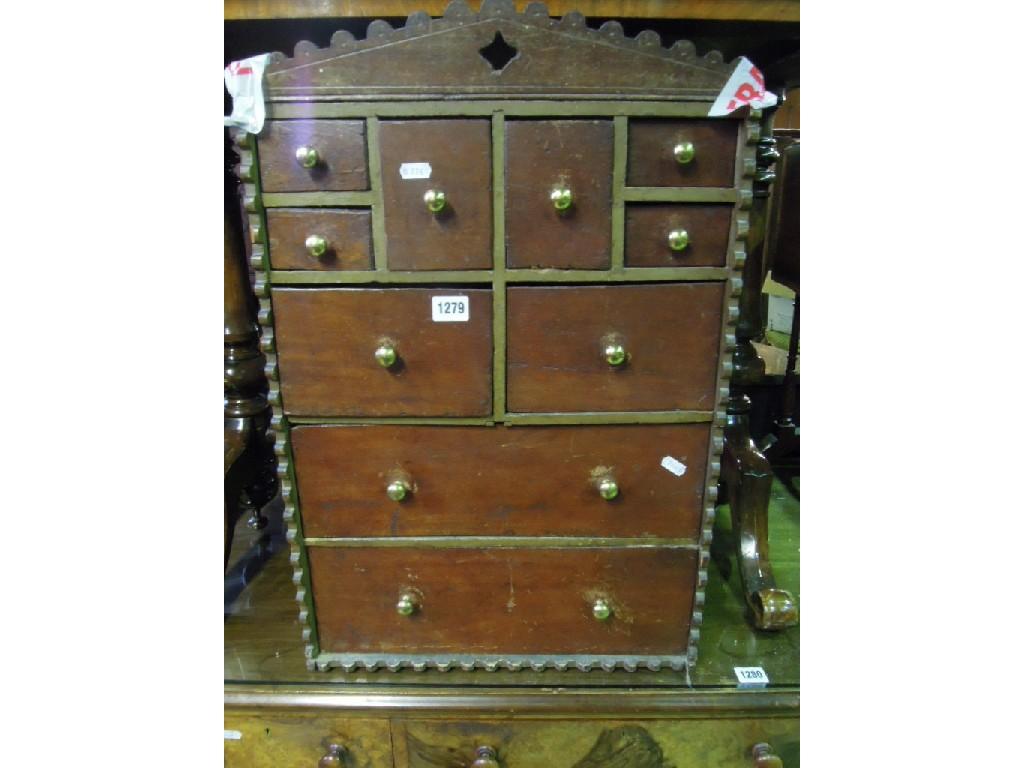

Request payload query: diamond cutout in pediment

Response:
[479,31,518,72]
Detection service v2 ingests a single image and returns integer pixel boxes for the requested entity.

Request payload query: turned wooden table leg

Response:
[721,395,798,630]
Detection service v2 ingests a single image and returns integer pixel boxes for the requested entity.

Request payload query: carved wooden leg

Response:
[721,394,798,630]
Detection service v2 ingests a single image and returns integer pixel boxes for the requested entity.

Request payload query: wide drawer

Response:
[292,424,709,538]
[395,718,799,768]
[308,547,697,656]
[506,283,724,413]
[266,208,373,270]
[625,204,733,268]
[224,711,392,768]
[627,119,737,188]
[272,288,493,417]
[258,119,369,192]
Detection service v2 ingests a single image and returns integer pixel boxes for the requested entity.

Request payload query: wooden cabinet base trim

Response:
[302,537,699,549]
[312,653,690,673]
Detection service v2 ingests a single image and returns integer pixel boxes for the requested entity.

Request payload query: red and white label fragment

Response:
[708,57,778,117]
[224,54,272,133]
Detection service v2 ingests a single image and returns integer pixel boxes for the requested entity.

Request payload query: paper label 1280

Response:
[431,295,470,322]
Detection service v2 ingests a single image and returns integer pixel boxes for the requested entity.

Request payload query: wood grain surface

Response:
[624,204,732,268]
[291,423,709,538]
[308,546,696,655]
[272,288,493,417]
[378,119,493,270]
[506,120,613,269]
[259,120,368,192]
[267,208,373,270]
[627,119,737,188]
[224,711,393,768]
[506,283,724,413]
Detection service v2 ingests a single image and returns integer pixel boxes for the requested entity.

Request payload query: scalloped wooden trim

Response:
[314,653,689,673]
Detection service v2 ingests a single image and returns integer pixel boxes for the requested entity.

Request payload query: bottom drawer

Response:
[223,711,392,768]
[395,719,799,768]
[307,547,697,664]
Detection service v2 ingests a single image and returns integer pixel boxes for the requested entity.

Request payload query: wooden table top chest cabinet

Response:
[231,0,761,675]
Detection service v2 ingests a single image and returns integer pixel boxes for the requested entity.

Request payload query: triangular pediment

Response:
[265,1,737,101]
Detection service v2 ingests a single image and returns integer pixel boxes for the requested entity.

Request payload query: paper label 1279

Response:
[431,295,470,322]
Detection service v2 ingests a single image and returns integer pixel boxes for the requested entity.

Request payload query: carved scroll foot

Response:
[722,395,798,631]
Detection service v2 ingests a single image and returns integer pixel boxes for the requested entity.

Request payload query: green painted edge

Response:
[268,100,719,119]
[611,115,627,273]
[286,416,496,426]
[623,187,738,203]
[503,410,713,425]
[303,536,698,549]
[365,116,387,271]
[268,267,728,285]
[492,112,507,421]
[262,191,375,207]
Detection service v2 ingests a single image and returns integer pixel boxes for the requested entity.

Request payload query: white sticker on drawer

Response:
[734,666,769,688]
[660,456,687,476]
[400,162,432,180]
[224,730,242,740]
[431,295,470,322]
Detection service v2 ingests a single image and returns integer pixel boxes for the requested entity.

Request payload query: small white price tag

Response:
[660,456,687,477]
[431,295,470,322]
[734,666,769,688]
[224,730,243,741]
[400,162,432,180]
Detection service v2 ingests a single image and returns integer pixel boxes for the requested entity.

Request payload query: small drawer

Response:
[627,119,737,188]
[308,547,697,656]
[266,208,372,270]
[258,119,368,192]
[272,288,493,417]
[378,119,492,270]
[625,204,733,268]
[506,283,724,413]
[506,120,613,269]
[395,719,799,768]
[292,423,709,539]
[224,711,392,768]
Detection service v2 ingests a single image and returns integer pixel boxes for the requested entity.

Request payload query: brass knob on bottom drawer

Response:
[604,342,627,367]
[375,341,398,369]
[550,184,573,212]
[673,140,695,164]
[598,476,619,500]
[396,591,419,616]
[471,746,500,768]
[295,145,320,168]
[318,744,346,768]
[592,598,612,621]
[667,228,689,252]
[424,188,448,213]
[751,743,783,768]
[386,479,411,502]
[305,234,329,258]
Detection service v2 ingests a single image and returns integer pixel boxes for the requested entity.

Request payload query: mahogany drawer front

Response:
[266,208,373,270]
[224,711,392,768]
[378,119,493,270]
[506,284,725,413]
[505,120,613,269]
[258,119,369,192]
[627,119,737,188]
[625,204,733,268]
[395,718,799,768]
[292,423,709,539]
[272,288,493,417]
[308,547,696,656]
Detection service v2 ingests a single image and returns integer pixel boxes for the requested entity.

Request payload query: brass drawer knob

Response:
[752,743,783,768]
[396,591,419,616]
[295,145,320,168]
[424,188,448,213]
[375,342,398,369]
[550,184,573,211]
[318,744,346,768]
[604,342,627,367]
[592,598,612,621]
[667,228,689,252]
[386,479,411,502]
[598,476,619,500]
[305,234,329,258]
[673,140,695,164]
[471,746,500,768]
